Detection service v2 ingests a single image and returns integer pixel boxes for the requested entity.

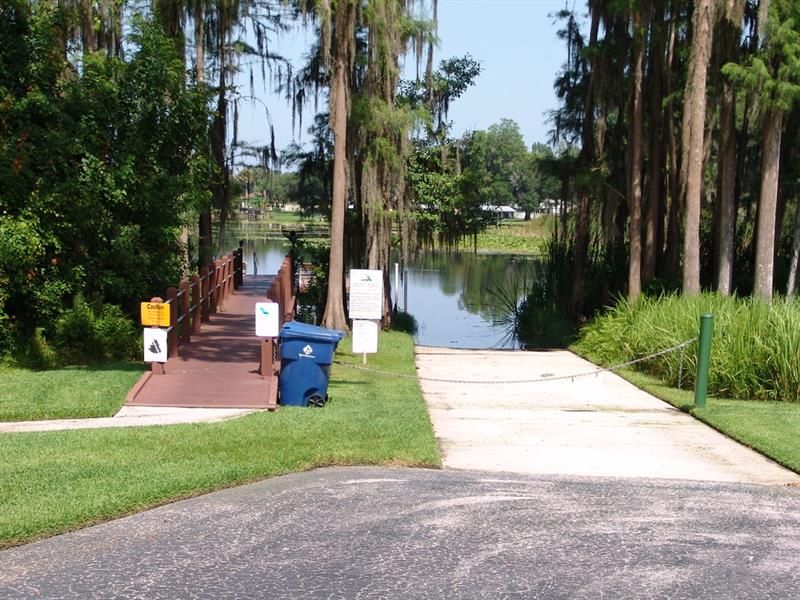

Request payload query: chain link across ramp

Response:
[334,337,697,385]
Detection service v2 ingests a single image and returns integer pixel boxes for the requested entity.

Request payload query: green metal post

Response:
[694,314,714,408]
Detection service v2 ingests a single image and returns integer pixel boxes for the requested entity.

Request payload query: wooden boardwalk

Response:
[125,275,278,410]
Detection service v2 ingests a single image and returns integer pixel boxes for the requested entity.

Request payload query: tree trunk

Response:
[662,10,680,280]
[786,199,800,297]
[195,1,211,268]
[199,211,213,267]
[681,0,714,296]
[321,3,353,332]
[714,0,744,295]
[211,30,228,256]
[81,0,96,54]
[627,9,645,303]
[644,7,665,284]
[195,2,205,83]
[753,110,784,301]
[569,8,601,319]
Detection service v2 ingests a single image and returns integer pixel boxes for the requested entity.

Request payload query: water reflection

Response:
[220,234,291,277]
[404,252,537,349]
[222,233,534,349]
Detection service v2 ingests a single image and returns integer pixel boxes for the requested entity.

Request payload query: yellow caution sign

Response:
[140,302,171,327]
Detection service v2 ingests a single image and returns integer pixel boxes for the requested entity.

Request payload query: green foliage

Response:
[390,310,417,334]
[235,168,299,210]
[575,294,800,402]
[722,0,800,115]
[461,120,528,208]
[295,239,331,324]
[54,295,138,364]
[281,114,334,218]
[15,328,58,370]
[475,219,550,254]
[0,11,212,358]
[407,144,482,246]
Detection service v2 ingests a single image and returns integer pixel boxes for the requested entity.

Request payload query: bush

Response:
[54,295,138,363]
[516,298,575,348]
[295,240,330,325]
[390,310,418,335]
[574,293,800,402]
[15,327,58,370]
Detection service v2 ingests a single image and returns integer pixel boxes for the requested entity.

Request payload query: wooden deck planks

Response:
[125,275,278,410]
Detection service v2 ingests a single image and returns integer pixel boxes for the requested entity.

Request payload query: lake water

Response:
[229,236,534,349]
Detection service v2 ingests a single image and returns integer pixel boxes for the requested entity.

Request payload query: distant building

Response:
[480,205,524,220]
[531,199,562,216]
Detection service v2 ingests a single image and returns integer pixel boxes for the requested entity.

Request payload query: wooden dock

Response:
[125,275,280,410]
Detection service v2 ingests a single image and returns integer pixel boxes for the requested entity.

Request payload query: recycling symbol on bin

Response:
[303,344,314,356]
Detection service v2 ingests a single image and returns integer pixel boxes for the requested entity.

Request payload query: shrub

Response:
[390,310,418,335]
[574,293,800,402]
[54,295,138,363]
[295,240,330,325]
[15,327,58,370]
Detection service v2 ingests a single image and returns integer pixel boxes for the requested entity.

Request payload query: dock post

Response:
[166,286,179,359]
[180,280,191,345]
[210,261,218,314]
[191,274,202,334]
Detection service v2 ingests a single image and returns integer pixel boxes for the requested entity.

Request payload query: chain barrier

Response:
[333,338,697,385]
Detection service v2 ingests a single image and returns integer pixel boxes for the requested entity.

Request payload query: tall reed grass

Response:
[574,294,800,402]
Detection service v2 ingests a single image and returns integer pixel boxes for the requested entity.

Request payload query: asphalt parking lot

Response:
[2,467,799,599]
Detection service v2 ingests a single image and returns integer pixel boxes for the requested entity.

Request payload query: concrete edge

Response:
[123,370,153,405]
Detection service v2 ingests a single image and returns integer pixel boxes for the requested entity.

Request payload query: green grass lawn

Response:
[475,217,550,254]
[0,331,440,548]
[594,366,800,475]
[0,363,145,421]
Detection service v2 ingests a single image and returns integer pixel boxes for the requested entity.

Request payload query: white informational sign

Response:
[143,328,168,363]
[349,269,383,319]
[352,320,379,354]
[255,302,280,337]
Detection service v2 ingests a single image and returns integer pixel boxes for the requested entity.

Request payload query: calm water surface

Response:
[229,235,534,349]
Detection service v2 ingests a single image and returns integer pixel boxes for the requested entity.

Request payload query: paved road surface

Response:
[1,467,799,599]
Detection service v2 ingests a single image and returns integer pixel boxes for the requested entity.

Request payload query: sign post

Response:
[255,302,280,377]
[349,269,383,364]
[140,300,171,327]
[255,302,280,337]
[352,320,378,364]
[141,297,169,373]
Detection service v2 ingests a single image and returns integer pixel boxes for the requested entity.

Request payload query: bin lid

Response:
[279,321,345,343]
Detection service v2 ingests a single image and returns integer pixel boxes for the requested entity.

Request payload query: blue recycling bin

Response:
[278,321,345,407]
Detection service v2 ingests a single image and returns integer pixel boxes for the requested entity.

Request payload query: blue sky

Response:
[235,0,571,156]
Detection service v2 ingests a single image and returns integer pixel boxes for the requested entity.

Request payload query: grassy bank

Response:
[575,293,800,402]
[0,331,439,549]
[0,363,145,421]
[474,218,550,254]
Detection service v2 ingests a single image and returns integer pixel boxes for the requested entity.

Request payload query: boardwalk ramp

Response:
[126,275,278,410]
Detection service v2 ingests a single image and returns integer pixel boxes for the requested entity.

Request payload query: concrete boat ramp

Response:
[415,346,799,486]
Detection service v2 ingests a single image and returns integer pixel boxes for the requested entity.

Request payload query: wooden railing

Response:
[267,255,296,326]
[150,247,295,408]
[151,247,244,370]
